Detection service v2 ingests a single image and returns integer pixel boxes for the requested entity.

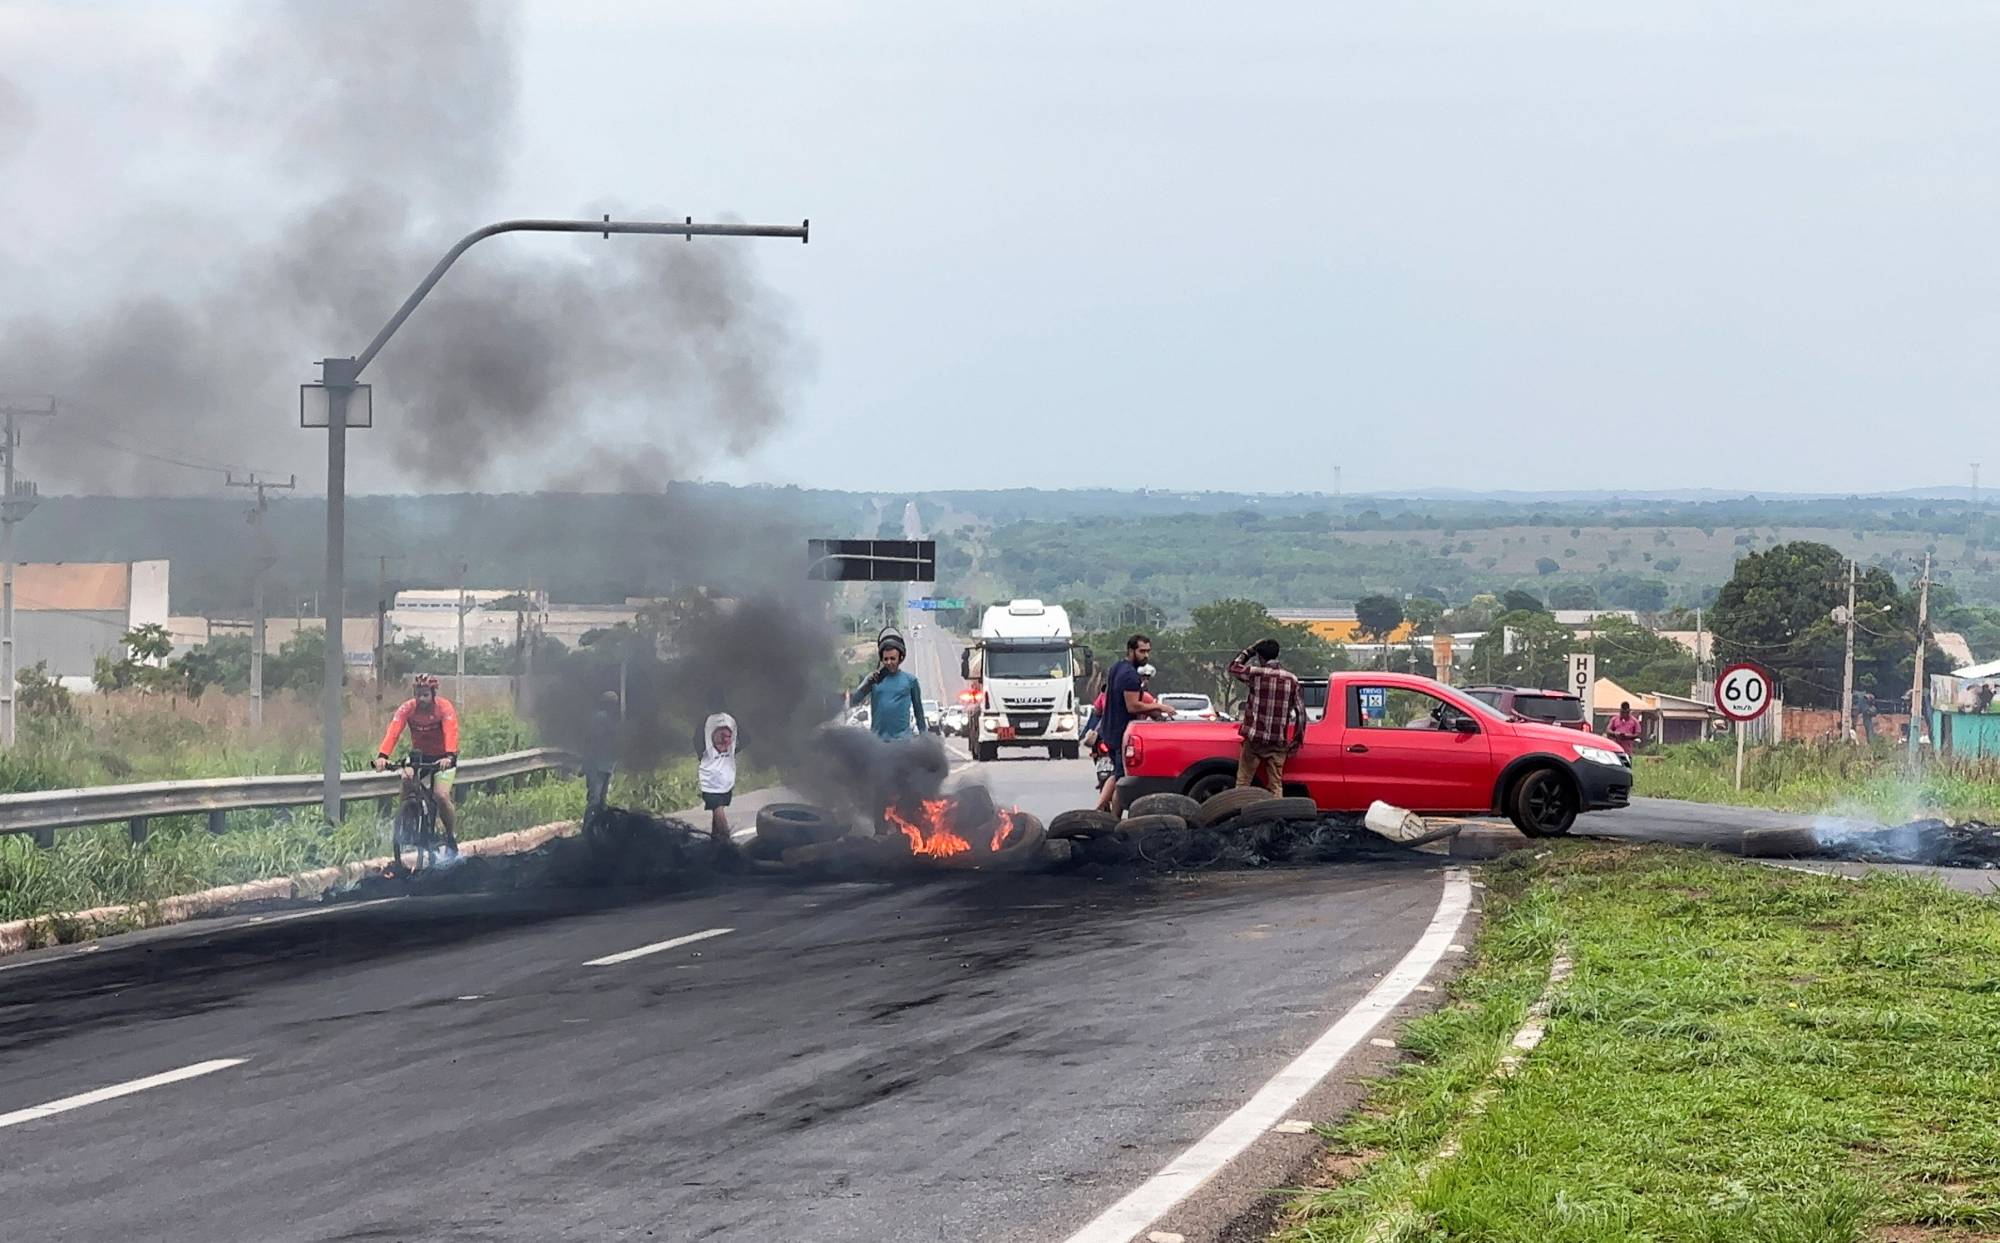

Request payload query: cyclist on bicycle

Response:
[372,673,461,848]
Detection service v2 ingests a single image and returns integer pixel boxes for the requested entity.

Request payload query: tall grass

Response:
[1637,740,2000,822]
[0,757,734,924]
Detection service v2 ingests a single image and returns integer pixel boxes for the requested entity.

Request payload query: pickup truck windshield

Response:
[985,647,1070,679]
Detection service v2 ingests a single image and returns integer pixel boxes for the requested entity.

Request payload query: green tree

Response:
[1501,589,1546,615]
[1469,610,1574,689]
[1709,541,1936,708]
[1354,594,1405,671]
[14,661,73,718]
[1548,583,1599,610]
[1535,557,1561,576]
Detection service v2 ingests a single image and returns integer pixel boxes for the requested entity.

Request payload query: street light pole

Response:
[308,216,807,822]
[1,398,56,749]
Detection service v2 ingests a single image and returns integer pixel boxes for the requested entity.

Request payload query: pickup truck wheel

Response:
[1193,785,1276,828]
[1509,768,1577,837]
[1184,771,1234,803]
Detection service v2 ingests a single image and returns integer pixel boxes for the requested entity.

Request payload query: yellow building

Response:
[1270,608,1418,644]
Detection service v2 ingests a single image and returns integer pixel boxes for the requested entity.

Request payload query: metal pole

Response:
[455,562,467,705]
[319,360,355,823]
[229,473,292,730]
[0,400,53,748]
[1910,553,1930,760]
[2,408,16,749]
[1839,559,1857,743]
[1735,722,1746,791]
[310,215,807,824]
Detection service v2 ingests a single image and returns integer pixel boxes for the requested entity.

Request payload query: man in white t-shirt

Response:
[695,713,739,842]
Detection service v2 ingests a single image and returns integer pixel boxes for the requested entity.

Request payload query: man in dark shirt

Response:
[1100,633,1173,813]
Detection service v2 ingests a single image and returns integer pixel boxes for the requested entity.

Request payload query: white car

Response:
[940,704,969,736]
[1158,693,1222,722]
[923,699,943,733]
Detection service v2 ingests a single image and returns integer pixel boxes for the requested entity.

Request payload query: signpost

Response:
[1714,661,1772,790]
[1566,653,1596,721]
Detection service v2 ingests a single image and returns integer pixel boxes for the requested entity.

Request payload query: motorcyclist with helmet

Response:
[373,672,461,848]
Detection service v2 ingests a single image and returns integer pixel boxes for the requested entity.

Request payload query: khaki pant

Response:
[1236,740,1287,795]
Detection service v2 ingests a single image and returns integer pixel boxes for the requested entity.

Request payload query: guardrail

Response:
[0,748,576,848]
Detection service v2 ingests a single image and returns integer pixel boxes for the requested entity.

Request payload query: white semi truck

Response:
[960,599,1093,762]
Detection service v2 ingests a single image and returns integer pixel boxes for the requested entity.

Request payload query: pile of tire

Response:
[1048,787,1328,870]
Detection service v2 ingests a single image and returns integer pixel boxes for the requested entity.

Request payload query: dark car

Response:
[1462,685,1592,731]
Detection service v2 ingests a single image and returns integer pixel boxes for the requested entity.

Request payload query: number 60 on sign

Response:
[1715,663,1771,722]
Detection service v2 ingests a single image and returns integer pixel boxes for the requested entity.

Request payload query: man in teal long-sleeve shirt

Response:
[851,638,927,739]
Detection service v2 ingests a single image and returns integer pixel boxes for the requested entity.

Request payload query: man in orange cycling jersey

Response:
[372,673,461,846]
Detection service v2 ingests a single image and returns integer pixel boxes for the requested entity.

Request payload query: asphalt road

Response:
[0,752,1463,1243]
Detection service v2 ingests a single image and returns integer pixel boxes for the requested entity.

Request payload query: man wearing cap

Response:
[850,633,927,740]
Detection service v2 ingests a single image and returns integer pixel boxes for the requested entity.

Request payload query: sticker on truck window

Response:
[1359,686,1386,720]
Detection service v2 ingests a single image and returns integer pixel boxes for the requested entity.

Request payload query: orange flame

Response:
[886,797,972,858]
[990,809,1030,853]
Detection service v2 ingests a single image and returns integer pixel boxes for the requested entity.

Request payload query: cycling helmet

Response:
[413,673,440,691]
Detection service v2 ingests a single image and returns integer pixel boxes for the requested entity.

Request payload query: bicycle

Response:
[388,757,457,874]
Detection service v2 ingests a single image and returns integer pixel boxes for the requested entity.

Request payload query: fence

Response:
[0,748,574,848]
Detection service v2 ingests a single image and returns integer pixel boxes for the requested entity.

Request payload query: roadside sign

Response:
[1566,653,1596,710]
[1715,662,1772,722]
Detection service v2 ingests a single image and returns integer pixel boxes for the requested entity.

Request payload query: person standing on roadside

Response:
[851,633,927,739]
[1228,638,1306,795]
[1606,701,1643,754]
[583,689,621,826]
[695,711,739,842]
[1099,634,1175,813]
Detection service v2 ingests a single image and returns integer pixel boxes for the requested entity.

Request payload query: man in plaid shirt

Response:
[1229,638,1306,795]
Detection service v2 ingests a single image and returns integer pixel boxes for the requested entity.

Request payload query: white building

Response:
[387,589,641,652]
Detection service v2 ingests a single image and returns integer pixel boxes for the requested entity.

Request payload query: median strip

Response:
[0,1058,247,1130]
[583,926,734,967]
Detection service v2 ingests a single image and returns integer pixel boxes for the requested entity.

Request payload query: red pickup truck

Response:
[1118,672,1632,836]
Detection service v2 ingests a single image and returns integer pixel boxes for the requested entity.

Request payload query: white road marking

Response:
[1058,869,1474,1243]
[583,926,733,967]
[0,1058,247,1130]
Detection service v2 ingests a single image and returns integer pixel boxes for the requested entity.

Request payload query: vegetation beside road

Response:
[1281,845,2000,1242]
[0,693,774,928]
[1636,740,2000,824]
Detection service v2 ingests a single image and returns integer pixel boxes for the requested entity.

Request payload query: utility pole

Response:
[1839,559,1858,743]
[372,554,403,703]
[455,561,469,706]
[1910,553,1931,759]
[227,472,295,729]
[1,398,56,749]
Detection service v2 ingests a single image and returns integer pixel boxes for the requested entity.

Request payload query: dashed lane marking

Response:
[0,1059,248,1130]
[583,926,734,967]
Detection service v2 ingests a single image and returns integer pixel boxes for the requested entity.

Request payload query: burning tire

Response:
[755,803,845,849]
[1233,796,1322,827]
[1737,826,1821,858]
[1125,814,1190,861]
[1128,792,1202,822]
[1049,808,1120,839]
[1193,785,1276,828]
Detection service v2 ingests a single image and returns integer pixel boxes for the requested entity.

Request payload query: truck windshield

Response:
[985,647,1070,679]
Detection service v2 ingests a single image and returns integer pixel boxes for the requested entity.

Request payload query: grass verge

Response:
[1636,740,2000,823]
[0,760,768,925]
[1279,844,2000,1243]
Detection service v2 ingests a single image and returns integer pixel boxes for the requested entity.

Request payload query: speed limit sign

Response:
[1715,662,1772,722]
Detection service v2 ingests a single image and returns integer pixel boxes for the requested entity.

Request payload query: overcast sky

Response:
[2,1,1996,496]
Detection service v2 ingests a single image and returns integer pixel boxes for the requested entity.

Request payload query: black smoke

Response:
[0,1,808,495]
